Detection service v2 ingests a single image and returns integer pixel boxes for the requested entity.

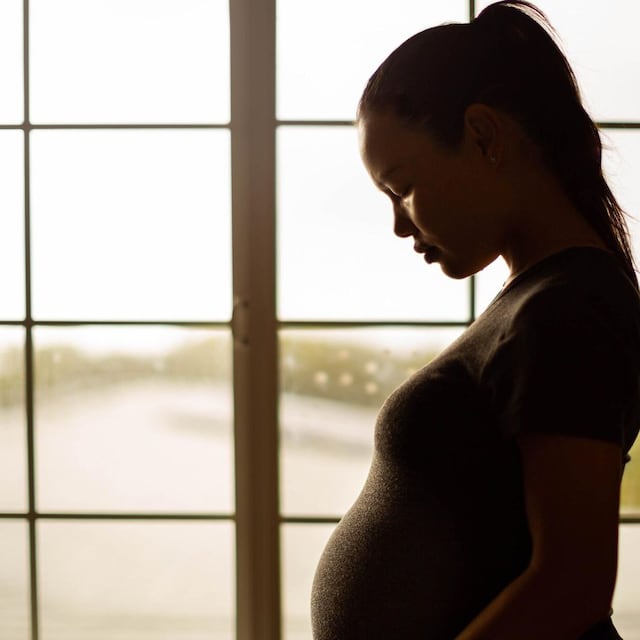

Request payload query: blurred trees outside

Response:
[0,334,638,510]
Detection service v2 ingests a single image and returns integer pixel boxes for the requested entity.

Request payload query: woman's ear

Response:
[463,103,503,167]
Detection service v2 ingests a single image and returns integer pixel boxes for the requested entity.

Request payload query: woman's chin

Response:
[438,259,473,280]
[438,253,497,280]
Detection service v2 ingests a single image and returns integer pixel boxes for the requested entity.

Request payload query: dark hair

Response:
[357,1,638,286]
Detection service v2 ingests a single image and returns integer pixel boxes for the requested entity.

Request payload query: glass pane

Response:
[39,520,234,640]
[602,130,640,268]
[277,0,469,120]
[0,130,24,319]
[280,327,463,516]
[281,523,335,640]
[0,0,23,123]
[622,436,640,515]
[474,257,510,318]
[35,326,234,513]
[475,1,640,121]
[0,328,26,512]
[612,525,640,638]
[0,520,30,640]
[30,129,231,321]
[277,127,469,321]
[30,0,229,124]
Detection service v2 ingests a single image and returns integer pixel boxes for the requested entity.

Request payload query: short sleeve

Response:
[484,284,640,447]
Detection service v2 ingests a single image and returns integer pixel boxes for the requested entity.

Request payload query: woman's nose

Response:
[393,205,416,238]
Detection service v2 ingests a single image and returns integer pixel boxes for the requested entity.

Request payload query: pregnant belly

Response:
[310,466,530,640]
[310,499,472,639]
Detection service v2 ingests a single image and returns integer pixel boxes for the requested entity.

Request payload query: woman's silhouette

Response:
[311,2,640,638]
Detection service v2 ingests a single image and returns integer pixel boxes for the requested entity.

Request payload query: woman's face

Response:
[358,108,506,279]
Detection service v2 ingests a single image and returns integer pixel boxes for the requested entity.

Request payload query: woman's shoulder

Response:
[502,246,640,330]
[480,247,640,452]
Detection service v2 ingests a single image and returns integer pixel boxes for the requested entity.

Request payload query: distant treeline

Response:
[280,336,433,407]
[0,336,638,509]
[0,335,437,409]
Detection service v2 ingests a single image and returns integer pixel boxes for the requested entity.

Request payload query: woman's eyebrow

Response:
[375,164,402,189]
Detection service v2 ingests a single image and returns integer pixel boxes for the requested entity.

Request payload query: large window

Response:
[1,1,639,639]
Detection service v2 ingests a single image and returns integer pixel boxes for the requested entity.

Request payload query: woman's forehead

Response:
[358,112,426,178]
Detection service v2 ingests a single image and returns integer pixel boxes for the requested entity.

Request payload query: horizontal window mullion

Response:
[278,320,472,328]
[0,512,235,521]
[1,320,231,327]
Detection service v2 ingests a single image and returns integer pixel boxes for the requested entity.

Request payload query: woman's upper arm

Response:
[516,431,622,616]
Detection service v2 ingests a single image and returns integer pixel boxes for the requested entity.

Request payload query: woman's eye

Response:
[388,187,409,199]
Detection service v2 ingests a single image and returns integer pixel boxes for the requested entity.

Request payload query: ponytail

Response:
[358,1,638,286]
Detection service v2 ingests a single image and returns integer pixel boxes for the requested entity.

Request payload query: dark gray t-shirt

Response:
[311,247,640,639]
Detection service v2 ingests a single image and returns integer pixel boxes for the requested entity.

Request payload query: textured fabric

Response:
[311,247,640,639]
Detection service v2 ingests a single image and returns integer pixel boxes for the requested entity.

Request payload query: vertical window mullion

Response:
[230,0,280,639]
[468,0,476,324]
[23,1,39,639]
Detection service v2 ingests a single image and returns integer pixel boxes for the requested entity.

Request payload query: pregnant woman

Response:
[311,2,640,638]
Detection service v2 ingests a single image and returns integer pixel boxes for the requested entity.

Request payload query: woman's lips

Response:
[423,246,439,263]
[414,242,438,263]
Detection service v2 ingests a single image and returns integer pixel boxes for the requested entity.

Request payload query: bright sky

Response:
[0,0,639,353]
